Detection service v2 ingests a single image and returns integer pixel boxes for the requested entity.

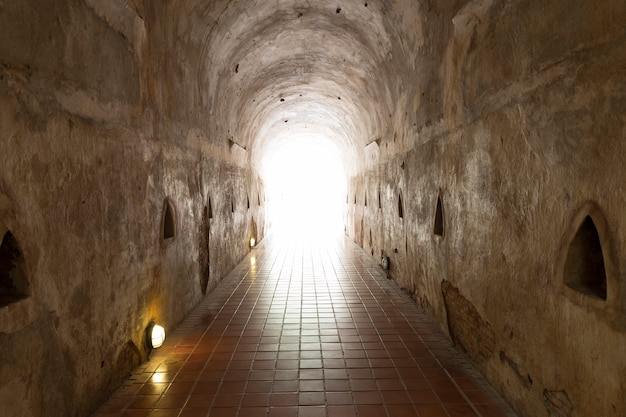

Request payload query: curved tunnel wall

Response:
[0,1,625,417]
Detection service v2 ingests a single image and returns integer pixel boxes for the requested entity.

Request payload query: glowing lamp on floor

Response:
[146,322,166,349]
[249,237,256,248]
[381,256,390,271]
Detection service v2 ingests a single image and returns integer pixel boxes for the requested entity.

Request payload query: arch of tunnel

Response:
[0,1,625,417]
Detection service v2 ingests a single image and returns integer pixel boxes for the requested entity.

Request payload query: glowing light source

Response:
[263,137,346,241]
[381,256,390,271]
[146,322,166,349]
[249,237,256,248]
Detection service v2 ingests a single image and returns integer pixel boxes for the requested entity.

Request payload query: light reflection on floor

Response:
[92,234,518,417]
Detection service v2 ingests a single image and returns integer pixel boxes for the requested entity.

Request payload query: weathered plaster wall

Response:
[0,1,264,417]
[347,1,626,417]
[2,0,625,417]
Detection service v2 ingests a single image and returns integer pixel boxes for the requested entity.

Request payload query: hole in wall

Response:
[247,194,250,210]
[564,216,607,300]
[336,7,342,14]
[200,205,211,295]
[0,231,29,307]
[398,192,404,219]
[162,199,176,240]
[364,193,367,207]
[208,197,213,219]
[434,194,444,237]
[378,190,382,209]
[231,195,235,213]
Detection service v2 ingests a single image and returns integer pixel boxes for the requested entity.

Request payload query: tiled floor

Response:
[92,235,518,417]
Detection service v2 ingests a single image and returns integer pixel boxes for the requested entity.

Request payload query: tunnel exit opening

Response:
[263,137,347,242]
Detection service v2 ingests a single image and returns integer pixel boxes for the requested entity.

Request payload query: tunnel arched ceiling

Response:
[151,0,426,175]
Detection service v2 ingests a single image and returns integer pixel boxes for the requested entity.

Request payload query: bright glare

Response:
[264,137,346,242]
[150,324,166,349]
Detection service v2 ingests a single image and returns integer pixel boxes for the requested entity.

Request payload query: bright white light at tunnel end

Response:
[262,136,347,243]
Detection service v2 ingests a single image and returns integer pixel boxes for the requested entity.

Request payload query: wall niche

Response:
[434,194,444,237]
[0,231,29,307]
[162,199,176,241]
[563,215,607,300]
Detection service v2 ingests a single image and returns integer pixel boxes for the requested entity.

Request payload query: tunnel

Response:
[0,1,625,417]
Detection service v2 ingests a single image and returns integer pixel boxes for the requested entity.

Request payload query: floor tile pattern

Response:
[92,236,518,417]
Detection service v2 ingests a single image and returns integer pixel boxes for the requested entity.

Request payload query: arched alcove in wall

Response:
[200,205,211,295]
[564,215,607,300]
[162,199,176,241]
[0,231,28,307]
[434,193,444,237]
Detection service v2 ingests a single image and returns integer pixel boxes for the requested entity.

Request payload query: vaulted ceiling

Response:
[136,0,435,174]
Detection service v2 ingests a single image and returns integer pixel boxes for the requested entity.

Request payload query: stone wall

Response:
[0,1,264,416]
[347,1,626,417]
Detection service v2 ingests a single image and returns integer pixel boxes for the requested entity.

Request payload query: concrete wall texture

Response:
[0,1,624,417]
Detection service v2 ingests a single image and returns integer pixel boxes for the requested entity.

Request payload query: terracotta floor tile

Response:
[218,381,246,394]
[299,380,324,391]
[270,393,298,407]
[207,408,237,417]
[121,411,151,417]
[328,405,357,417]
[298,392,325,405]
[326,392,353,405]
[385,404,418,417]
[179,409,208,417]
[415,404,449,417]
[238,407,269,417]
[155,394,188,409]
[445,403,480,417]
[298,406,326,417]
[241,393,270,407]
[128,395,160,409]
[351,379,378,391]
[356,404,386,417]
[212,395,242,408]
[267,406,297,417]
[149,410,182,417]
[185,395,214,408]
[90,237,518,417]
[353,391,383,405]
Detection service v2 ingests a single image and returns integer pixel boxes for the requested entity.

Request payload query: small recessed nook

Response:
[378,190,382,209]
[398,192,404,219]
[563,215,607,300]
[434,194,444,237]
[0,231,29,307]
[208,197,213,219]
[161,199,176,241]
